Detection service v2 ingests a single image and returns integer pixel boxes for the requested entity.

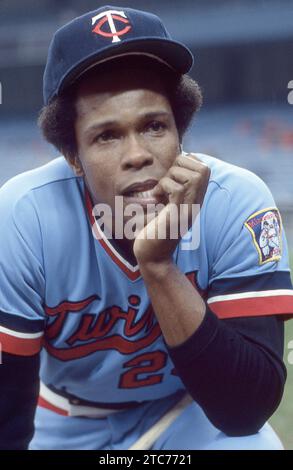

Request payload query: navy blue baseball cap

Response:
[43,5,194,104]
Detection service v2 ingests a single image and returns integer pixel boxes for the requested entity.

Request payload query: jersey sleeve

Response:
[0,187,45,355]
[205,168,293,319]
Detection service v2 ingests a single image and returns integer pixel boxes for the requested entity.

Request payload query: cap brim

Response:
[57,37,193,95]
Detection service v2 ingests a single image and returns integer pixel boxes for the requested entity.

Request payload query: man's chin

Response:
[121,212,156,240]
[110,198,166,240]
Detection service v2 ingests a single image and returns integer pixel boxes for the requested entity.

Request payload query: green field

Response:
[269,257,293,449]
[270,321,293,449]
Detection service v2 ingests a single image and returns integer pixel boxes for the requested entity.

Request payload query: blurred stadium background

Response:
[0,0,292,449]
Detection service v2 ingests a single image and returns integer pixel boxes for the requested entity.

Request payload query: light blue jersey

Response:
[0,154,292,409]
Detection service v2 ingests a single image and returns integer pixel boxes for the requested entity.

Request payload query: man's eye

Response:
[93,131,116,143]
[147,121,166,133]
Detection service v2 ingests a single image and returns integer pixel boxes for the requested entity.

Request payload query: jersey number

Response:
[119,350,167,388]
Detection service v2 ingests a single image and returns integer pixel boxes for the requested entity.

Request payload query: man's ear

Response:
[67,155,84,176]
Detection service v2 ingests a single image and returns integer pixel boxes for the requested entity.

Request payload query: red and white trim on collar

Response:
[84,187,141,282]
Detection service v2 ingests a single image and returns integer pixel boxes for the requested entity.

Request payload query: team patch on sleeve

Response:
[244,208,282,265]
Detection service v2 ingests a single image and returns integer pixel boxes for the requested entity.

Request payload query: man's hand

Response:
[133,153,210,265]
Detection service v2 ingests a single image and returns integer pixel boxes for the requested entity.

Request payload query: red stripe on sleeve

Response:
[209,295,293,319]
[0,332,43,356]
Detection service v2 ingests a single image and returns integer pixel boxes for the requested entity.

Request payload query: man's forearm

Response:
[139,260,285,435]
[139,260,206,347]
[0,352,39,449]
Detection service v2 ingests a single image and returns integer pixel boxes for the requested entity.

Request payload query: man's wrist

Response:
[138,257,175,281]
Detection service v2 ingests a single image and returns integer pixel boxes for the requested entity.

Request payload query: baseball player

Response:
[0,5,292,450]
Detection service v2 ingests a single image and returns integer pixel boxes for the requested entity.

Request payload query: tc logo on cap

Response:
[92,10,131,43]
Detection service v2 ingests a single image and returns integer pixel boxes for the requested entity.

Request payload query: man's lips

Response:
[121,179,162,205]
[121,179,158,195]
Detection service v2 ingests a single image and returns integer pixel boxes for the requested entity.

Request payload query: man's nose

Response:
[121,135,154,170]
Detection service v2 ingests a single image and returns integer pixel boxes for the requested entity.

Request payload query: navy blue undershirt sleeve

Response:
[0,352,40,450]
[167,308,286,436]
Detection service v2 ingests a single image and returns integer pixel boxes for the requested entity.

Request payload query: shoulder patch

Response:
[244,208,282,265]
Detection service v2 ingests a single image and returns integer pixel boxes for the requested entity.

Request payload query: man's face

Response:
[74,66,180,229]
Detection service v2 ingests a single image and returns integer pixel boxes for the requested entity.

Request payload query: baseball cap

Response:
[43,5,194,104]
